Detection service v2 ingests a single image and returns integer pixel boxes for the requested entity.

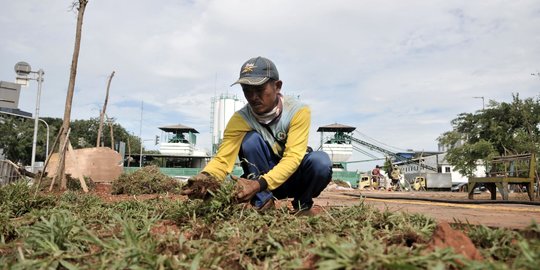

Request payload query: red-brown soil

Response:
[150,220,181,236]
[427,222,484,262]
[89,182,185,203]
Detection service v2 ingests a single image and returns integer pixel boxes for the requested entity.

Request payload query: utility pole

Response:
[473,96,485,111]
[97,71,115,147]
[31,69,44,172]
[127,135,132,167]
[139,101,144,167]
[107,115,115,150]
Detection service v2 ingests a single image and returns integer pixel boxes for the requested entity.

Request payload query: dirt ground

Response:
[92,183,185,202]
[90,183,539,230]
[316,187,540,229]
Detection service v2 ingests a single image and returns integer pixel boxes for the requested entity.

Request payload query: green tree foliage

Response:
[438,94,540,176]
[383,157,393,178]
[0,116,52,164]
[0,116,142,165]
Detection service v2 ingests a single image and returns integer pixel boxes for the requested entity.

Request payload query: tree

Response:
[0,115,57,164]
[383,157,393,178]
[58,0,89,189]
[0,116,143,165]
[67,117,142,153]
[71,118,100,148]
[0,116,34,164]
[438,94,540,176]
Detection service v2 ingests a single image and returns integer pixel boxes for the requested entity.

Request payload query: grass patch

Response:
[0,181,56,218]
[0,180,539,269]
[111,165,182,195]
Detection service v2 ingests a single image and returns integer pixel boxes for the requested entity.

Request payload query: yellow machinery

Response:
[357,175,380,190]
[468,153,536,201]
[412,176,426,191]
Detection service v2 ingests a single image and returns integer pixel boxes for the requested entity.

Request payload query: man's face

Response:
[242,80,282,114]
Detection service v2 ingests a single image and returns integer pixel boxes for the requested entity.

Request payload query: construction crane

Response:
[342,133,438,172]
[317,123,438,172]
[342,134,437,172]
[343,134,407,161]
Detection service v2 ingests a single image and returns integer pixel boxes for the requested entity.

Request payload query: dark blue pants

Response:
[239,131,332,210]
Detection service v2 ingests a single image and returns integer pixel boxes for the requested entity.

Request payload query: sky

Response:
[1,0,539,172]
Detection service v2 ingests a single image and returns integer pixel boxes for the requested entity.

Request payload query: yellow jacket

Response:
[203,100,310,190]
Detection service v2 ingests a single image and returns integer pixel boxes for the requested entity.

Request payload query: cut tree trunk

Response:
[97,71,115,147]
[58,0,89,190]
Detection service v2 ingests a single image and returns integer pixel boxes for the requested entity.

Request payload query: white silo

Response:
[210,93,246,154]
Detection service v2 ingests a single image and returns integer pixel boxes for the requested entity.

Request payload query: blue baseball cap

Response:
[231,56,279,86]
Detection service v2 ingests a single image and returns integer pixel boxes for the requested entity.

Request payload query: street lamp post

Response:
[473,96,485,111]
[14,62,44,173]
[40,118,50,160]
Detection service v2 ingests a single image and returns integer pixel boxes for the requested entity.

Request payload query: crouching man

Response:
[181,56,332,214]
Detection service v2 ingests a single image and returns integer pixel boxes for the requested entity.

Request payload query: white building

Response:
[210,94,246,154]
[399,152,486,188]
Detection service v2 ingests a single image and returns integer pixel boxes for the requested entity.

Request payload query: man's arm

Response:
[203,113,251,180]
[262,107,311,190]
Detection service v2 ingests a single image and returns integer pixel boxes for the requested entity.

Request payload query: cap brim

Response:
[230,77,270,87]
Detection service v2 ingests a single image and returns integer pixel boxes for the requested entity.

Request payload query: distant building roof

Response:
[0,107,32,118]
[159,124,199,133]
[317,123,356,133]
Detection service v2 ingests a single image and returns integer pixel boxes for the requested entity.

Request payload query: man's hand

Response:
[234,177,261,202]
[181,172,220,200]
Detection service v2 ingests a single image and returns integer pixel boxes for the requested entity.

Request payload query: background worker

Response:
[390,165,402,191]
[371,165,384,188]
[181,56,333,213]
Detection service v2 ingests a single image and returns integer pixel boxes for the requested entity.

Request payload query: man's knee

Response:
[241,131,263,152]
[306,151,332,178]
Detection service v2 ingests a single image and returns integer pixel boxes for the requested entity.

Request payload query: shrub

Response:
[0,181,56,218]
[111,165,182,195]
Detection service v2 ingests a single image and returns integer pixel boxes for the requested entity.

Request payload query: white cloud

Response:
[1,0,539,171]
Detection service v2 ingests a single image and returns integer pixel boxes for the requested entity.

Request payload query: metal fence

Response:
[123,166,362,187]
[0,160,24,186]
